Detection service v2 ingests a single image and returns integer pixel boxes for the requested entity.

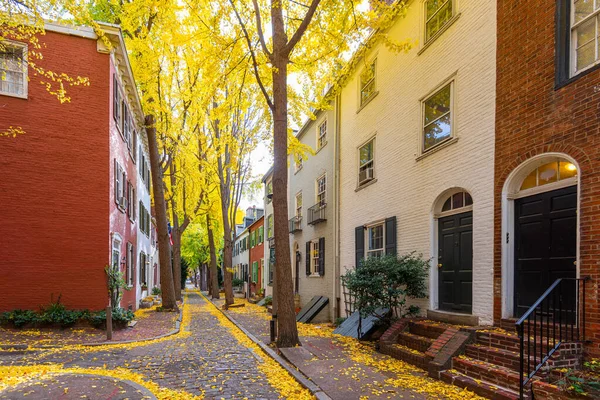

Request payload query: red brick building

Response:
[248,216,265,297]
[495,0,600,357]
[0,23,153,312]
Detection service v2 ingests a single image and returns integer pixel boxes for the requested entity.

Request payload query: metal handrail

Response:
[516,277,590,399]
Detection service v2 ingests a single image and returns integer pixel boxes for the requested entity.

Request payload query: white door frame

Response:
[500,153,581,319]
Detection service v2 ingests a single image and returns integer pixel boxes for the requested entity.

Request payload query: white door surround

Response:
[500,152,581,319]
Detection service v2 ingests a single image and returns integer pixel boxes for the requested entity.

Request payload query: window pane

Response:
[574,0,595,23]
[426,0,452,40]
[576,19,596,70]
[424,113,451,150]
[465,192,473,206]
[521,169,537,190]
[359,141,373,166]
[452,193,464,209]
[424,84,451,125]
[442,198,452,212]
[559,161,578,180]
[369,225,383,251]
[538,162,558,186]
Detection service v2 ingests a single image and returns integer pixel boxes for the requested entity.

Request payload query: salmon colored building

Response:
[248,216,265,297]
[0,22,154,312]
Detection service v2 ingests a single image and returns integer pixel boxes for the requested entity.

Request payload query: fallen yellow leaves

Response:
[198,291,315,400]
[0,365,202,400]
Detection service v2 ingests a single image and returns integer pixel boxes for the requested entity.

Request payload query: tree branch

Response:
[284,0,322,55]
[252,0,272,58]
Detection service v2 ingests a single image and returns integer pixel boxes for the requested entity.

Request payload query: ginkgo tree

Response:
[217,0,406,347]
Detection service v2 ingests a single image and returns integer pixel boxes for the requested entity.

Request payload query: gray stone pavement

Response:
[0,292,281,399]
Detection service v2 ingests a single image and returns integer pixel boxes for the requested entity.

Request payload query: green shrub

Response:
[232,278,245,287]
[39,296,86,327]
[264,296,272,306]
[334,317,347,327]
[88,308,135,329]
[151,287,162,296]
[342,253,429,327]
[1,310,40,328]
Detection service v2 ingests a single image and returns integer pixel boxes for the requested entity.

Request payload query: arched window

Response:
[441,191,473,212]
[520,160,577,191]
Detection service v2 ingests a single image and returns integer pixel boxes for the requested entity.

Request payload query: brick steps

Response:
[440,370,525,400]
[453,356,527,392]
[397,331,434,352]
[389,344,429,369]
[409,320,447,339]
[476,330,555,355]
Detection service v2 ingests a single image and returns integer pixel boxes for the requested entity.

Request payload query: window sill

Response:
[556,62,600,90]
[418,13,461,56]
[355,178,378,192]
[294,166,303,175]
[316,142,328,154]
[0,91,27,100]
[416,137,459,162]
[356,91,379,114]
[308,274,322,278]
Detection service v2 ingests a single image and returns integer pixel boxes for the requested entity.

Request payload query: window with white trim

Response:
[425,0,454,42]
[316,174,326,206]
[441,191,473,213]
[126,242,134,286]
[423,82,453,152]
[318,120,327,149]
[0,42,27,97]
[296,192,302,218]
[310,239,320,274]
[267,214,274,239]
[358,139,375,186]
[359,60,376,106]
[571,0,600,74]
[366,223,384,258]
[112,236,122,270]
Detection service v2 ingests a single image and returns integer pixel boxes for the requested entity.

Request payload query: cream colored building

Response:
[287,104,338,322]
[337,0,496,325]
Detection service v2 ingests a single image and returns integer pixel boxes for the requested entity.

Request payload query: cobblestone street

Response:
[0,291,289,399]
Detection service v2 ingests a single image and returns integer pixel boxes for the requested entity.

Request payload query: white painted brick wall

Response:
[288,107,337,322]
[338,0,496,325]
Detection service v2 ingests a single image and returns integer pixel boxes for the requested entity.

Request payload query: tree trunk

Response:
[207,214,220,299]
[145,115,178,311]
[169,163,183,300]
[271,5,300,346]
[220,201,235,306]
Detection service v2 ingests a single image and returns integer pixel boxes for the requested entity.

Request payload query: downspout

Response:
[333,93,342,320]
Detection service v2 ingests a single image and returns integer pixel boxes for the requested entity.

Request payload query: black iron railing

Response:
[289,216,302,233]
[516,277,590,399]
[308,202,327,225]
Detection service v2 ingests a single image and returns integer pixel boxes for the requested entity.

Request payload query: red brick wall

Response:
[0,31,110,312]
[249,217,265,295]
[495,0,600,356]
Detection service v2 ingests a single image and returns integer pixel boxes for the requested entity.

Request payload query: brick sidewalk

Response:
[218,298,486,400]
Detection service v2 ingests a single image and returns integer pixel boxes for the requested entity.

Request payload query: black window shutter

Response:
[555,0,571,87]
[355,226,364,268]
[306,241,311,275]
[318,237,325,276]
[113,75,118,121]
[385,216,397,256]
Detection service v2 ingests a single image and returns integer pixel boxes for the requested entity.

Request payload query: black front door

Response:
[514,185,577,317]
[438,212,473,314]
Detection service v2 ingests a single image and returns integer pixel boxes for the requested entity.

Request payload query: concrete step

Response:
[396,331,434,352]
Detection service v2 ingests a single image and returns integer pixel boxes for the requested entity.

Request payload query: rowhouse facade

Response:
[0,22,154,312]
[338,0,497,324]
[495,0,600,356]
[288,104,337,322]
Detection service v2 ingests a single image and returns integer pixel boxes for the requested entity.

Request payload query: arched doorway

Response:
[502,154,579,318]
[434,190,473,314]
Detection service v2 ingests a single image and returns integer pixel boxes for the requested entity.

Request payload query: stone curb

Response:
[205,296,332,400]
[0,300,185,351]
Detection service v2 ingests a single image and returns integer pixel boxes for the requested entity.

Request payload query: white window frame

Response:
[317,119,328,150]
[316,174,326,206]
[126,242,134,287]
[296,191,303,218]
[358,138,375,187]
[421,80,454,153]
[112,235,122,269]
[295,155,303,172]
[359,59,377,107]
[0,40,28,99]
[267,214,274,239]
[423,0,456,44]
[570,1,600,76]
[365,222,385,258]
[310,239,320,275]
